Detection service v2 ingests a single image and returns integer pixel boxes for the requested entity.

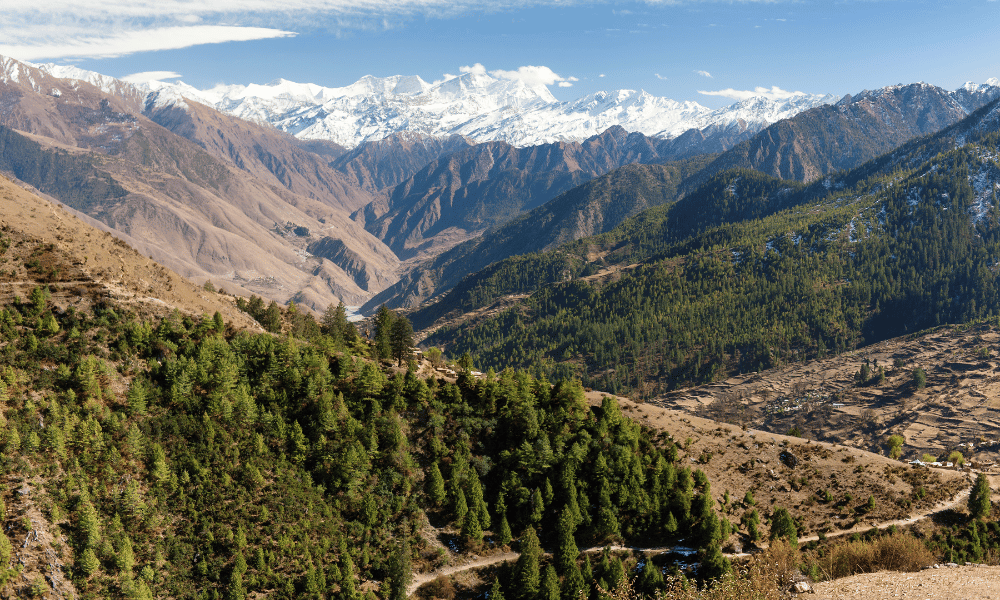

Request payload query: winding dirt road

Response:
[406,477,975,597]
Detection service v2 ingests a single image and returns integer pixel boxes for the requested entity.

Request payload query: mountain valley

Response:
[3,51,1000,600]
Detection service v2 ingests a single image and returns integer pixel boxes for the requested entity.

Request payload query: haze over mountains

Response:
[2,53,999,321]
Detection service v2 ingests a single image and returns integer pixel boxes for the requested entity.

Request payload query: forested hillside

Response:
[365,156,714,312]
[0,258,731,599]
[420,101,1000,399]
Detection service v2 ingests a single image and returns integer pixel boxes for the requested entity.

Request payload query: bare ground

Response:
[652,322,1000,463]
[812,565,1000,600]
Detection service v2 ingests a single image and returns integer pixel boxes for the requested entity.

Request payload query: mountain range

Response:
[3,53,999,323]
[137,70,837,149]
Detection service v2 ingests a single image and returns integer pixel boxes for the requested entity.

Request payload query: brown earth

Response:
[588,396,969,545]
[653,322,1000,463]
[0,477,77,600]
[0,174,257,327]
[812,565,1000,600]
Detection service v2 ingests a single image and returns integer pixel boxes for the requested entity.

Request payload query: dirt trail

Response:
[407,552,520,596]
[406,479,975,597]
[797,477,973,545]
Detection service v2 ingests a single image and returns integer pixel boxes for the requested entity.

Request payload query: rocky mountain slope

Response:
[360,127,692,261]
[0,55,399,312]
[364,156,713,311]
[689,80,1000,187]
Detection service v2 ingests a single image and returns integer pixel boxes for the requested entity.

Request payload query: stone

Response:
[792,580,812,593]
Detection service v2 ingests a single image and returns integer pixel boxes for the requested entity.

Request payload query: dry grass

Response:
[817,532,935,580]
[598,542,800,600]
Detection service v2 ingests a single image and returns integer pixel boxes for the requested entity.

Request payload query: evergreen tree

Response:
[389,316,414,367]
[427,462,447,507]
[261,301,282,333]
[698,543,730,584]
[461,508,483,543]
[595,482,620,540]
[373,305,394,360]
[637,559,663,596]
[540,565,560,600]
[341,554,358,600]
[467,469,491,529]
[561,560,585,600]
[78,547,100,577]
[388,540,412,600]
[454,487,469,525]
[512,527,541,600]
[969,473,992,520]
[116,535,135,575]
[497,511,513,546]
[555,505,579,575]
[227,569,246,600]
[489,577,505,600]
[530,487,545,524]
[769,507,798,546]
[691,491,719,547]
[77,500,101,548]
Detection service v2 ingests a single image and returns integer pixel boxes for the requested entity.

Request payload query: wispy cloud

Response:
[695,70,712,78]
[655,73,668,80]
[0,1,792,60]
[698,85,807,101]
[121,70,183,83]
[0,25,295,61]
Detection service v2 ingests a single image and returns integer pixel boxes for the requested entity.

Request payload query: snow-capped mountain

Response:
[15,57,1000,153]
[145,71,838,149]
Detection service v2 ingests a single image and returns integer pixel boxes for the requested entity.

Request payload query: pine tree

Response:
[595,482,620,540]
[555,505,579,575]
[341,554,358,600]
[389,316,414,366]
[78,500,101,548]
[540,565,560,600]
[227,568,246,600]
[664,511,678,536]
[530,487,544,524]
[580,555,593,588]
[489,577,505,600]
[512,526,541,600]
[116,535,135,576]
[691,491,720,547]
[769,507,797,546]
[388,540,412,600]
[126,378,147,416]
[261,301,282,333]
[454,487,469,525]
[497,511,513,546]
[637,558,663,595]
[698,542,730,584]
[467,469,491,529]
[969,473,992,520]
[561,559,585,600]
[78,547,100,577]
[461,508,483,543]
[373,305,394,360]
[427,462,447,506]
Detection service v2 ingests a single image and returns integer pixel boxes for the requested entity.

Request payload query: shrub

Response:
[818,532,934,579]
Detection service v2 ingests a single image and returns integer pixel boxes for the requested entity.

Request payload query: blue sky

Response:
[2,1,998,109]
